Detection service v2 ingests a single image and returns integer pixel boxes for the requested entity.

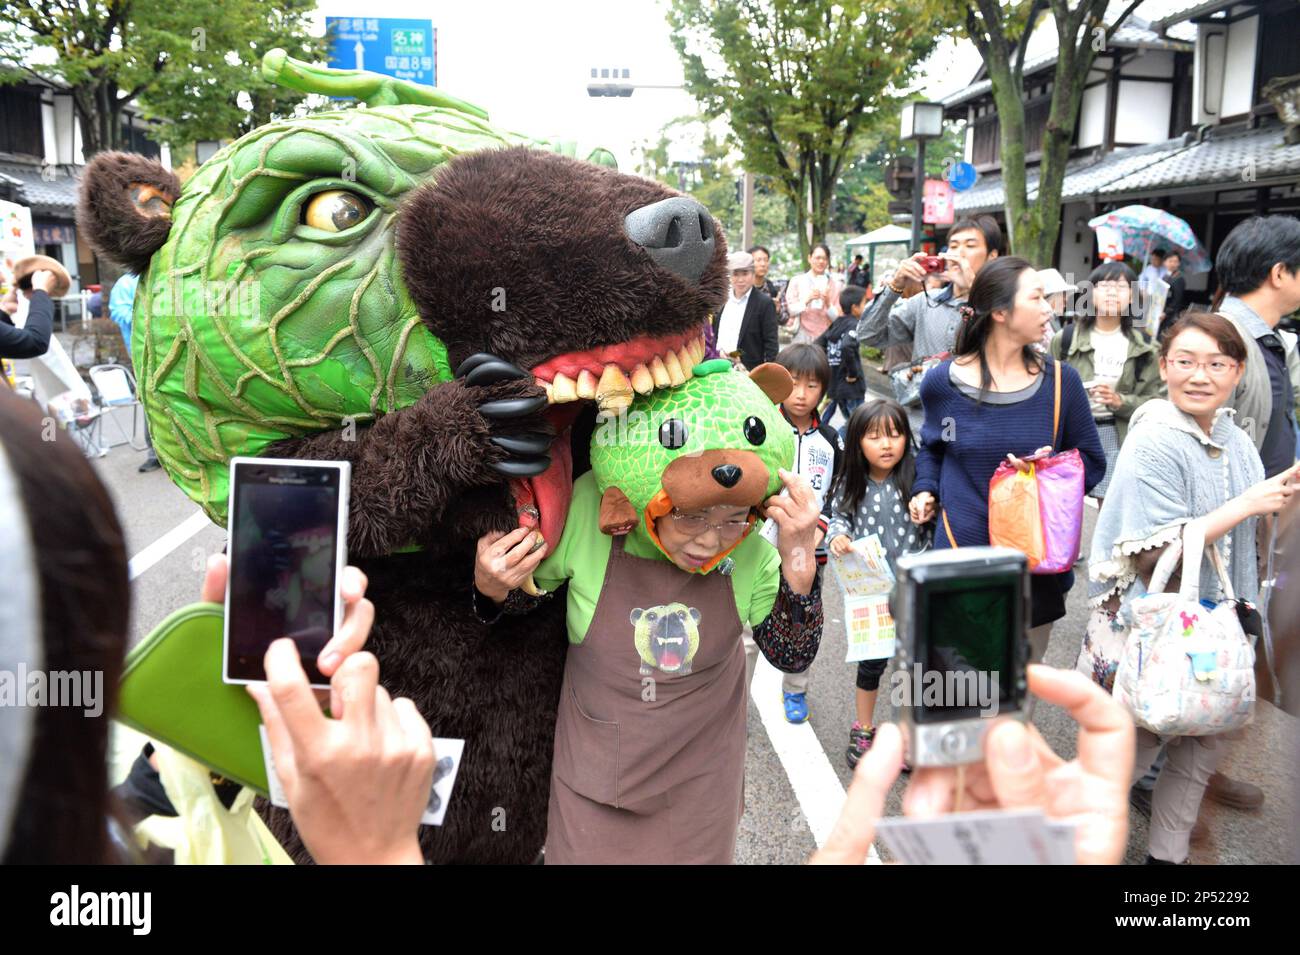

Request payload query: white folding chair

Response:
[47,389,107,458]
[88,363,148,451]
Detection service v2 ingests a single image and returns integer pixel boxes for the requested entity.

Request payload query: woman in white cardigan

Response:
[785,243,842,345]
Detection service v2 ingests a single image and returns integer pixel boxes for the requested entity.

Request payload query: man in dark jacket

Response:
[847,254,870,288]
[1161,251,1187,323]
[713,249,779,370]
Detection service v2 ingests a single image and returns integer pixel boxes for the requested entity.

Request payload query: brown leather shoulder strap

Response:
[942,508,958,549]
[1051,358,1061,449]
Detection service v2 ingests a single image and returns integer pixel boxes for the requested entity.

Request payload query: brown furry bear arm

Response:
[265,375,547,558]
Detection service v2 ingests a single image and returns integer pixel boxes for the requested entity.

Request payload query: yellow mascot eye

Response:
[302,190,372,232]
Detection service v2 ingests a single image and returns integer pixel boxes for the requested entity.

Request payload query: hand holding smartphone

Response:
[224,457,351,688]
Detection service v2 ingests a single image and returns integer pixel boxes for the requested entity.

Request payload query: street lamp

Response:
[900,101,944,252]
[587,67,634,97]
[586,67,687,97]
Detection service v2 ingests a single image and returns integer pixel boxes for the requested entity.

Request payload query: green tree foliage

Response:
[953,0,1145,265]
[637,119,792,250]
[0,0,326,156]
[668,0,956,258]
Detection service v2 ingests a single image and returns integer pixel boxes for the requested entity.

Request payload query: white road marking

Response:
[128,509,213,580]
[751,657,881,862]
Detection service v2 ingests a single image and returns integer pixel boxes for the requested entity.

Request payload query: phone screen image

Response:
[226,462,344,685]
[913,573,1020,723]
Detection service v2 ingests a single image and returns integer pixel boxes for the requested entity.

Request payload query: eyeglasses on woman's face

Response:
[1166,355,1239,378]
[669,506,752,540]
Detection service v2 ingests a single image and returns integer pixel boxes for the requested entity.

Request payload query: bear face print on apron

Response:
[546,536,749,864]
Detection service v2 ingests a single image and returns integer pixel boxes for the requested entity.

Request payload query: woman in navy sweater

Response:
[908,257,1105,661]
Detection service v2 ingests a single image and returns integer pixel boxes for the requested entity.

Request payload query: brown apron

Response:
[545,535,748,864]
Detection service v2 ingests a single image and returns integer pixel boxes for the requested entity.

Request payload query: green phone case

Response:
[117,602,270,795]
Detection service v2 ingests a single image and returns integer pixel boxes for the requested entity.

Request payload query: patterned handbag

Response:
[1111,520,1256,737]
[1075,606,1128,693]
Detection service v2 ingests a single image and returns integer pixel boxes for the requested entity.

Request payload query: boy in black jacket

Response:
[816,285,868,435]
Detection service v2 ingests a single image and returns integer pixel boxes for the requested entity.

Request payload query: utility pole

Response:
[741,171,754,251]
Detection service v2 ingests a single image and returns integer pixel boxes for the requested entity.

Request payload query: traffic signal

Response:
[884,157,915,200]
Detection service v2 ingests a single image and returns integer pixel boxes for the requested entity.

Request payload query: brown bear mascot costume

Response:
[77,53,726,863]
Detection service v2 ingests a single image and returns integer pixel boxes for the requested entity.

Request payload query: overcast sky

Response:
[312,0,986,172]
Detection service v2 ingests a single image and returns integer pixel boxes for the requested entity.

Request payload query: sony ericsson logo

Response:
[49,886,151,935]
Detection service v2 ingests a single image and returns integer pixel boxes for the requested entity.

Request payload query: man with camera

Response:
[856,215,1005,365]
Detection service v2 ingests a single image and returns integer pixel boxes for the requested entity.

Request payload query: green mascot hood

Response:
[589,359,795,571]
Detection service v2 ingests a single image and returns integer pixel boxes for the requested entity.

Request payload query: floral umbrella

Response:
[1088,205,1211,273]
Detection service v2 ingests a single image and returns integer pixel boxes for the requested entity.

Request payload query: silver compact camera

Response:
[891,546,1030,767]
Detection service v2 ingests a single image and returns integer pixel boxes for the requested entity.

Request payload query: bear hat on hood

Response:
[589,359,794,573]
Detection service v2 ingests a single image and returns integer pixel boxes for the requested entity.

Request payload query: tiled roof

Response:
[0,161,83,215]
[1059,139,1195,200]
[942,22,1194,110]
[1149,0,1231,27]
[953,124,1300,214]
[1103,126,1300,195]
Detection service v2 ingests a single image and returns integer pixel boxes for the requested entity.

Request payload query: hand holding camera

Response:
[811,665,1134,865]
[892,252,963,294]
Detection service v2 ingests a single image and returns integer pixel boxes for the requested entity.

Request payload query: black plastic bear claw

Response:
[455,353,499,378]
[479,395,548,419]
[490,433,553,456]
[466,358,531,388]
[492,456,552,477]
[457,353,553,478]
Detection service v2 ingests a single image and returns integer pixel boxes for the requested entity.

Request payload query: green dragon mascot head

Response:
[75,50,721,546]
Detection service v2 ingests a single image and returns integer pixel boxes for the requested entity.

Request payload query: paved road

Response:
[88,391,1296,865]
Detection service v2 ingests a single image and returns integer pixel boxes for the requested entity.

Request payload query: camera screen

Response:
[227,465,340,684]
[913,573,1020,723]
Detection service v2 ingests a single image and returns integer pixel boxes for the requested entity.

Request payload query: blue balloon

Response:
[947,161,978,192]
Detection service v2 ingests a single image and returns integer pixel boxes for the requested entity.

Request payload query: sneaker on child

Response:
[783,691,809,723]
[846,721,875,769]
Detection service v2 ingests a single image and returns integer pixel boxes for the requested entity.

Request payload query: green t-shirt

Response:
[535,471,784,644]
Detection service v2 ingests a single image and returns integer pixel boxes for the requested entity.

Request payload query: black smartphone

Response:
[223,457,351,687]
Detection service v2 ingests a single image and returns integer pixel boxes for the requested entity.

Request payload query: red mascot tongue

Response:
[511,438,573,548]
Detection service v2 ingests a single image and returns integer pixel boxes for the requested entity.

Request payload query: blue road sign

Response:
[946,161,978,192]
[326,17,437,87]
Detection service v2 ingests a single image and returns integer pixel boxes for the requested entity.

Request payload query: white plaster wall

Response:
[1220,14,1258,118]
[1115,81,1174,143]
[1078,83,1108,148]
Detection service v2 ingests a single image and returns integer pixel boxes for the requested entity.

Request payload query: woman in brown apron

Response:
[474,362,826,863]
